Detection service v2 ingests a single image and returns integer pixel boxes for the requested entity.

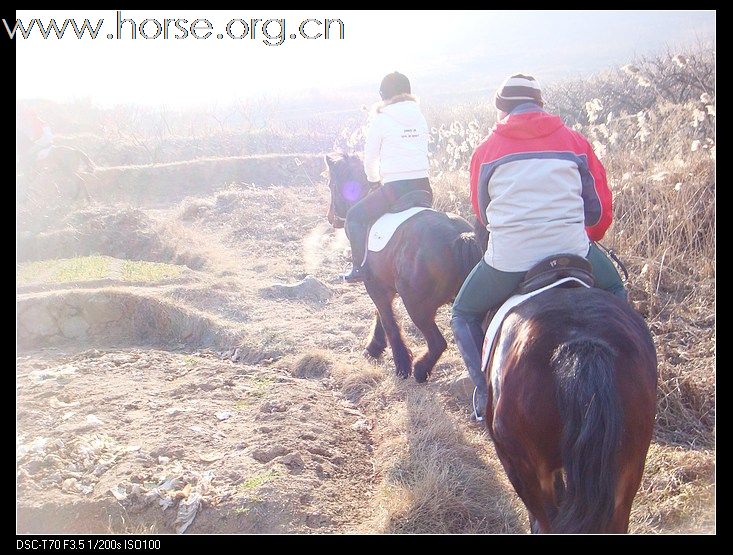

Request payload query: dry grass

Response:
[90,153,326,203]
[631,444,715,533]
[327,359,525,533]
[340,365,383,404]
[291,349,333,379]
[371,388,523,534]
[431,171,472,218]
[606,153,715,451]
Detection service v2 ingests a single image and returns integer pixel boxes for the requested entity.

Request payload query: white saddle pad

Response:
[367,207,434,253]
[481,277,591,396]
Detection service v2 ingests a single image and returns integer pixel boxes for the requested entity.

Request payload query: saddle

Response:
[517,253,594,294]
[387,189,433,213]
[481,254,594,396]
[365,189,434,254]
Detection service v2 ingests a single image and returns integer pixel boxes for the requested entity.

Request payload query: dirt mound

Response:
[17,289,240,351]
[17,206,207,270]
[262,275,333,304]
[176,185,322,240]
[16,349,374,533]
[173,184,335,288]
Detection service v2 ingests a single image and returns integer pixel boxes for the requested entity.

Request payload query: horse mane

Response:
[325,152,366,183]
[328,151,362,164]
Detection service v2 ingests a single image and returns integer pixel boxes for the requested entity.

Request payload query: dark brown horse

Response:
[484,285,658,532]
[324,152,482,381]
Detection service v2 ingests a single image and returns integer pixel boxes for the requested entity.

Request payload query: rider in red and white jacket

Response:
[469,101,613,272]
[452,74,626,422]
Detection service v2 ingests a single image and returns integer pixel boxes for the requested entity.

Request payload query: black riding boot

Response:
[451,314,489,421]
[343,220,370,283]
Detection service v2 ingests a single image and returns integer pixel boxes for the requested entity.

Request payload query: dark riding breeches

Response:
[344,177,432,268]
[450,242,627,416]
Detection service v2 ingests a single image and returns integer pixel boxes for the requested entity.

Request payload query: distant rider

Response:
[17,105,54,164]
[342,71,432,283]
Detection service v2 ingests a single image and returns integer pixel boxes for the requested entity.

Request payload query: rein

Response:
[332,180,380,225]
[596,241,629,282]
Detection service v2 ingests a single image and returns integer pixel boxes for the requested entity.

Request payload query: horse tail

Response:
[551,338,621,533]
[452,231,482,281]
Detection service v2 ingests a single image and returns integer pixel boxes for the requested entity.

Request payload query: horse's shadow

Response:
[380,374,527,534]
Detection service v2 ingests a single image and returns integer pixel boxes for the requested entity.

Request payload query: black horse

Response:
[324,152,482,381]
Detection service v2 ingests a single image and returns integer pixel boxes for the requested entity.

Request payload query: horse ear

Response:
[324,153,337,170]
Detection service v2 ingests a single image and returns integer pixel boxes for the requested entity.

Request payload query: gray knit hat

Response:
[495,74,543,112]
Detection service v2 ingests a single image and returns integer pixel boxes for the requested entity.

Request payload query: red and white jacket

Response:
[469,105,612,272]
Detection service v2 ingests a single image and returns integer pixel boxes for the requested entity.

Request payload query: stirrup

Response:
[342,265,367,283]
[471,387,485,422]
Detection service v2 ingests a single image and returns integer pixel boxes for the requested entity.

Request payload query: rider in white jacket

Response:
[342,72,433,283]
[363,96,430,184]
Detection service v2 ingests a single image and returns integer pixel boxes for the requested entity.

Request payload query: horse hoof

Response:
[363,347,383,360]
[413,359,432,383]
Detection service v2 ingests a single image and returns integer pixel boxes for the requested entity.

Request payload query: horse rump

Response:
[451,231,482,284]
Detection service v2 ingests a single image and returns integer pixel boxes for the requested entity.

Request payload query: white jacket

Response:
[364,95,429,184]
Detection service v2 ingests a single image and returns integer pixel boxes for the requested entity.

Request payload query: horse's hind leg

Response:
[364,280,412,378]
[364,311,387,359]
[607,454,648,532]
[402,298,446,383]
[494,441,555,533]
[492,399,558,532]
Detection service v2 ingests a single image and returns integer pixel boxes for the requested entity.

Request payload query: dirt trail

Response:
[18,175,713,534]
[16,179,391,533]
[17,348,375,533]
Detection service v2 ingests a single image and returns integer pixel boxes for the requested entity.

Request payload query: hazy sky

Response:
[15,10,715,106]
